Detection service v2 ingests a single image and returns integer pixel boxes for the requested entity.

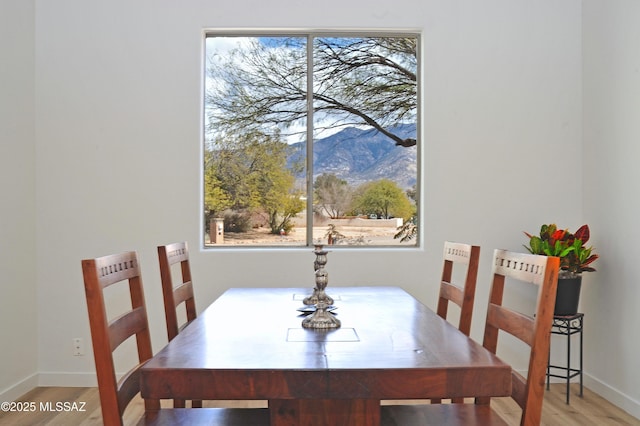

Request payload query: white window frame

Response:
[201,30,422,249]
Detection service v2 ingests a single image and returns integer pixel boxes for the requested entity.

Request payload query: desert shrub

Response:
[224,212,252,233]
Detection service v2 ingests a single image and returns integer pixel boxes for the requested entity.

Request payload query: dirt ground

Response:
[206,225,410,246]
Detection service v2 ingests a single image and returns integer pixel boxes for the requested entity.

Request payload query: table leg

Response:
[269,398,380,426]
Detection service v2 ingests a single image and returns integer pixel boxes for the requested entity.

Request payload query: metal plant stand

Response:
[546,313,584,404]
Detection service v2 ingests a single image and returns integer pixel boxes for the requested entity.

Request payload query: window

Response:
[203,33,419,247]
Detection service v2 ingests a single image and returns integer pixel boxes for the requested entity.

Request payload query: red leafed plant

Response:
[524,224,599,275]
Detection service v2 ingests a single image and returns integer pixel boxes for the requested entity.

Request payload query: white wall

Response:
[0,0,38,401]
[15,0,637,415]
[31,0,583,384]
[582,0,640,418]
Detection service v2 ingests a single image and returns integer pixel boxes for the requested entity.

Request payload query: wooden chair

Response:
[82,251,268,426]
[437,241,481,336]
[431,241,480,404]
[157,242,197,342]
[382,249,560,426]
[157,242,201,409]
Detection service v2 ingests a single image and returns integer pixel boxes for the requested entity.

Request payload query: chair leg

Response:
[192,400,203,408]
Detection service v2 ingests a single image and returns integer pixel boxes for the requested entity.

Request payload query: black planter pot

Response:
[554,275,582,316]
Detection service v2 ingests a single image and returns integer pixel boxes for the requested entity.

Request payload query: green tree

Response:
[204,150,233,216]
[394,184,418,242]
[205,36,417,147]
[204,131,304,233]
[351,179,413,220]
[313,173,353,218]
[259,161,305,234]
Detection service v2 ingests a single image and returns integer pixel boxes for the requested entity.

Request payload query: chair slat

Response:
[440,280,464,306]
[92,254,140,288]
[108,307,147,352]
[486,304,536,347]
[172,281,194,307]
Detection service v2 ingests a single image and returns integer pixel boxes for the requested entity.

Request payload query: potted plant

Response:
[524,224,599,315]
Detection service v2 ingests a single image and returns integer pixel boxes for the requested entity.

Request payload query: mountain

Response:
[288,123,417,190]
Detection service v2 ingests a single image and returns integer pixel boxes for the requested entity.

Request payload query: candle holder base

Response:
[302,304,341,329]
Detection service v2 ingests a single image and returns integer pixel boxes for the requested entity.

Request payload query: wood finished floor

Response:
[0,384,638,425]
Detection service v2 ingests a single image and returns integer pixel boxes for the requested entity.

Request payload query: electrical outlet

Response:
[73,338,84,356]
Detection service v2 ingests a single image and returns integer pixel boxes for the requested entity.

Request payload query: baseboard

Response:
[37,372,97,388]
[584,373,640,420]
[2,372,105,401]
[0,373,38,402]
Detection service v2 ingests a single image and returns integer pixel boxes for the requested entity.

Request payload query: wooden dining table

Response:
[140,286,511,425]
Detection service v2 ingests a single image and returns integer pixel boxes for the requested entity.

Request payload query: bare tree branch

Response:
[205,36,417,147]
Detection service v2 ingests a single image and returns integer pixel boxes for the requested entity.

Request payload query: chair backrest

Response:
[157,242,197,341]
[436,241,481,336]
[482,249,559,426]
[82,251,159,426]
